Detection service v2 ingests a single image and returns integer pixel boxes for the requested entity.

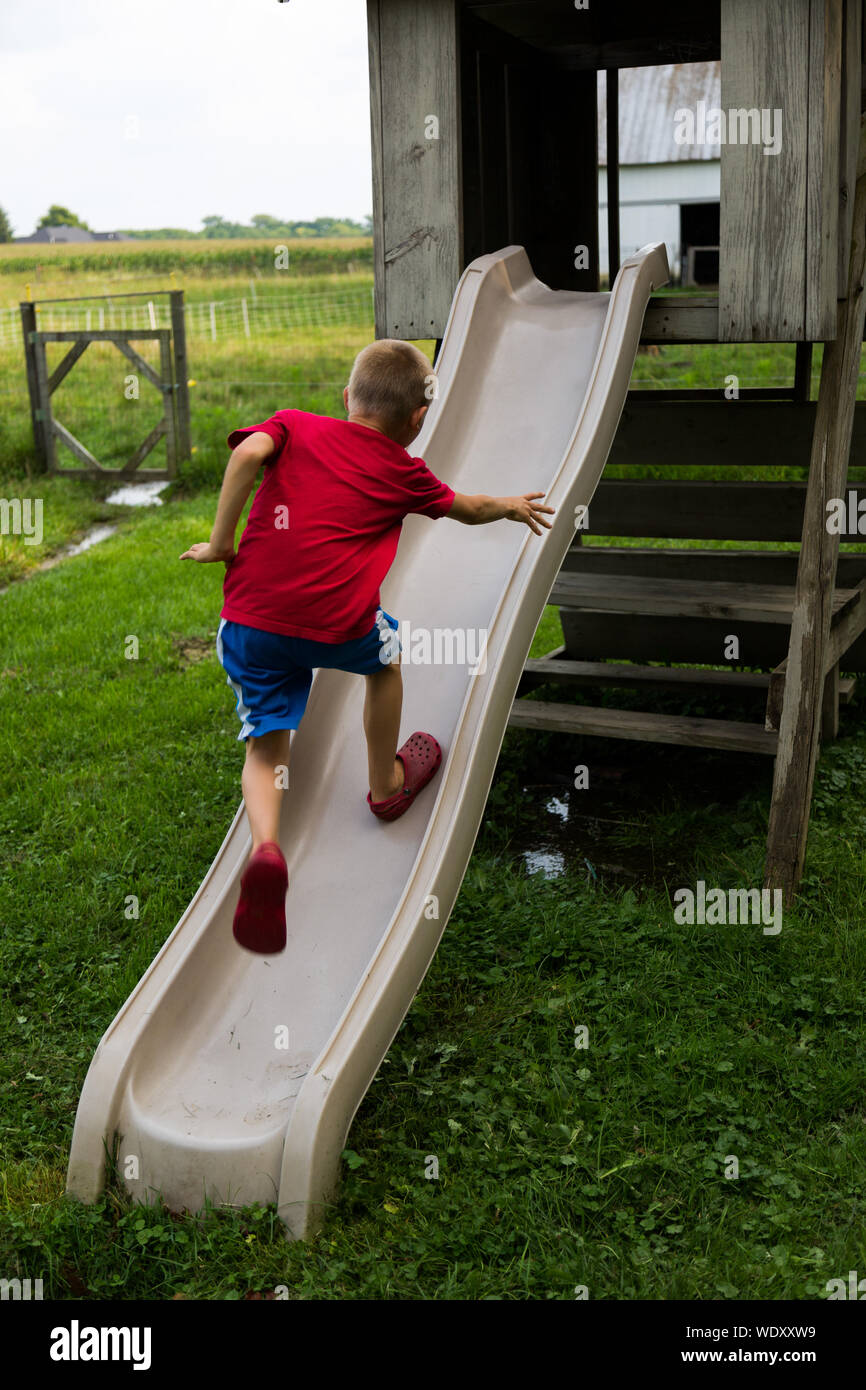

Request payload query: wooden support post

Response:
[32,336,58,472]
[159,330,177,478]
[764,116,866,904]
[765,658,787,732]
[169,290,191,464]
[793,342,813,400]
[821,663,841,742]
[19,302,46,471]
[606,68,620,284]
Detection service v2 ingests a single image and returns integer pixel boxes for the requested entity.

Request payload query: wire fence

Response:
[0,286,375,349]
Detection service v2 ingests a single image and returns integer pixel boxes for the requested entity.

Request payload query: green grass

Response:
[1,494,865,1299]
[0,236,373,285]
[2,257,866,1299]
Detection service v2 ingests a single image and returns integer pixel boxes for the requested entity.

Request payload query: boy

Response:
[180,339,553,954]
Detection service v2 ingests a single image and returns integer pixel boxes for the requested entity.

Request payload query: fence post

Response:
[169,290,191,464]
[241,298,251,339]
[32,335,57,473]
[19,302,47,471]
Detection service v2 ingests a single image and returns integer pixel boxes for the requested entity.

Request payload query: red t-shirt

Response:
[220,409,455,642]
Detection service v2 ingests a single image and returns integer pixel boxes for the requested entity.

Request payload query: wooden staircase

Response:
[507,123,866,903]
[509,540,864,756]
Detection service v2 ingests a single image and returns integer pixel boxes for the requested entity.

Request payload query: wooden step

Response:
[607,397,866,470]
[508,699,779,755]
[561,545,866,588]
[549,572,860,625]
[585,480,809,541]
[521,656,857,702]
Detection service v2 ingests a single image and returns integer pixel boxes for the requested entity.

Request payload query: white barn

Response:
[598,61,721,283]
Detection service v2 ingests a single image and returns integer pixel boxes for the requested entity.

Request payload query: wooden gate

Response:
[20,289,191,480]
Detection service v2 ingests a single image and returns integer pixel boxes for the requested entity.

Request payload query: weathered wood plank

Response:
[561,610,794,670]
[719,0,810,340]
[765,116,866,902]
[367,0,387,337]
[114,336,168,393]
[524,659,858,710]
[550,572,856,624]
[158,330,176,478]
[630,389,799,401]
[33,337,58,473]
[367,0,461,338]
[767,653,861,739]
[118,420,168,475]
[35,330,164,342]
[639,297,866,347]
[806,0,842,338]
[608,401,866,471]
[52,419,105,472]
[508,699,779,755]
[169,291,191,464]
[640,297,720,343]
[826,575,866,666]
[20,303,46,468]
[46,339,89,395]
[559,546,866,587]
[821,662,841,741]
[561,609,866,674]
[41,467,171,481]
[585,480,809,541]
[764,658,787,731]
[522,657,776,695]
[839,0,864,297]
[606,67,620,279]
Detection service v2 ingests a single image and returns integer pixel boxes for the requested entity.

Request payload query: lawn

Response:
[1,256,865,1299]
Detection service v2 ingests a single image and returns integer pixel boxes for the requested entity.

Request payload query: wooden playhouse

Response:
[364,0,866,901]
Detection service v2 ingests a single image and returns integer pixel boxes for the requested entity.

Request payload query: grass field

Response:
[0,236,372,287]
[1,247,866,1299]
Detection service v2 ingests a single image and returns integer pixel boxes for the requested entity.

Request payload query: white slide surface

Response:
[67,243,669,1238]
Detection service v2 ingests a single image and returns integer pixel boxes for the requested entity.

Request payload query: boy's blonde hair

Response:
[347,339,433,431]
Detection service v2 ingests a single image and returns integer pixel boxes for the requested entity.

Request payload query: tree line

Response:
[0,205,372,242]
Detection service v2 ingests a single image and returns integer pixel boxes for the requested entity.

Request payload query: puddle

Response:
[523,848,566,879]
[105,480,170,507]
[491,732,774,889]
[0,522,119,594]
[65,524,117,556]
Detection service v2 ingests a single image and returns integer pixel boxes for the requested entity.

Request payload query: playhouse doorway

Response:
[680,201,720,285]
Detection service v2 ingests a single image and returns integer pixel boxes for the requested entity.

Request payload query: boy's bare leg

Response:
[364,662,405,802]
[242,728,291,850]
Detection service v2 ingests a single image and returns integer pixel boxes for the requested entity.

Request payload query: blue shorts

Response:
[216,609,401,739]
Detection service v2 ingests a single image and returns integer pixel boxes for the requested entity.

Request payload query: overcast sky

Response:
[0,0,373,235]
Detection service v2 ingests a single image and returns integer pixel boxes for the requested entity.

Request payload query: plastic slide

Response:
[66,242,670,1238]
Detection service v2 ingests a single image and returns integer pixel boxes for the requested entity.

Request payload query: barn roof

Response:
[13,226,132,244]
[598,61,721,165]
[14,225,95,243]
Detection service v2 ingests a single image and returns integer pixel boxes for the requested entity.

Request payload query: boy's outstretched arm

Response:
[180,432,276,563]
[447,491,554,536]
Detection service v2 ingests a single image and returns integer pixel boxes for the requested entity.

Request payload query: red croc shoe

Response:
[233,841,288,954]
[367,732,443,822]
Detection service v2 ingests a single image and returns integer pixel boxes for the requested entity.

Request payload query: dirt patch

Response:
[171,634,217,667]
